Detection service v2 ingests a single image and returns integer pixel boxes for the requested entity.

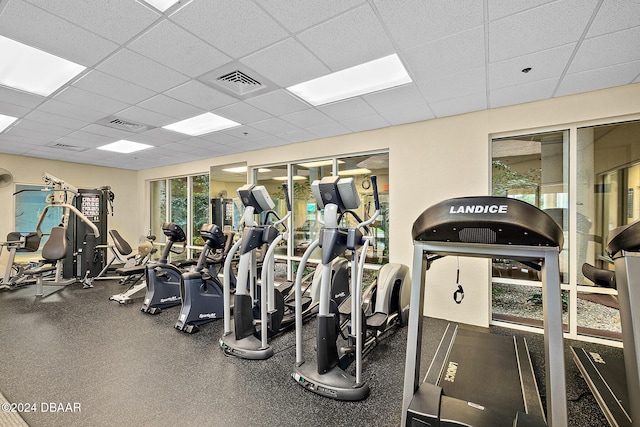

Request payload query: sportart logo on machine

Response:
[449,204,508,214]
[160,296,180,303]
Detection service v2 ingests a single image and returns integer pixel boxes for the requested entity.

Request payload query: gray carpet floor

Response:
[0,279,617,426]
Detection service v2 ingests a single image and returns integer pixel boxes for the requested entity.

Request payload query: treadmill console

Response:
[411,196,563,248]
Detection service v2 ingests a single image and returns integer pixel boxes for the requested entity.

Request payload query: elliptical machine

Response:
[141,222,186,315]
[219,183,287,360]
[291,175,381,401]
[174,224,231,333]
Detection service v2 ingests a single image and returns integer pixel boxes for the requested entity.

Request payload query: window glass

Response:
[255,165,289,257]
[576,120,640,340]
[150,180,166,243]
[292,160,333,259]
[337,153,389,266]
[191,174,209,246]
[491,130,568,329]
[210,163,246,233]
[169,177,187,229]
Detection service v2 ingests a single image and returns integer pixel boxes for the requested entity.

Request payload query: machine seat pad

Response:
[116,265,146,276]
[366,312,388,330]
[23,265,57,276]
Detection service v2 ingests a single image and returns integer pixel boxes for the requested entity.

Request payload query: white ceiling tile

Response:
[1,0,118,66]
[54,87,130,115]
[363,84,427,113]
[281,109,333,128]
[417,66,486,103]
[486,0,555,21]
[138,95,205,120]
[15,118,71,138]
[556,60,640,97]
[568,26,640,74]
[260,0,365,33]
[53,134,109,149]
[199,132,243,145]
[128,20,231,78]
[0,87,45,109]
[36,99,106,123]
[251,134,290,148]
[250,118,301,135]
[241,38,330,87]
[213,102,272,124]
[4,126,53,143]
[587,0,640,37]
[277,129,317,143]
[490,78,557,108]
[373,0,484,48]
[79,124,140,140]
[340,114,389,133]
[221,125,269,141]
[405,26,486,80]
[0,101,31,118]
[245,90,310,116]
[97,49,189,92]
[377,106,435,126]
[488,0,599,62]
[430,92,487,117]
[488,44,575,90]
[307,122,351,139]
[135,128,190,143]
[23,110,90,130]
[66,130,118,145]
[116,106,176,127]
[73,71,156,105]
[171,0,288,58]
[318,98,377,121]
[25,0,159,44]
[298,4,395,71]
[165,81,238,111]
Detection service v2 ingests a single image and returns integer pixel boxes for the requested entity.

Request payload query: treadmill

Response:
[571,219,640,426]
[401,196,568,427]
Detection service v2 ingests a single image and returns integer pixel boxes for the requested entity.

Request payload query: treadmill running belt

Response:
[438,328,525,416]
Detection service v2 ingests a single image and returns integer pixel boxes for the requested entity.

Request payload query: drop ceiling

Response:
[0,0,639,170]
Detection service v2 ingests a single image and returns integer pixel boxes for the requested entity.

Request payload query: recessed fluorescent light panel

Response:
[97,140,153,154]
[286,54,412,106]
[337,168,371,176]
[0,114,18,132]
[0,36,86,97]
[163,112,241,136]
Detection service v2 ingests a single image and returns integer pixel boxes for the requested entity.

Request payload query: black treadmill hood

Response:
[606,218,640,256]
[412,196,564,249]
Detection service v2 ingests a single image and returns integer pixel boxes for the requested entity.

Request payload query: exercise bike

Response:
[175,223,233,333]
[141,222,187,315]
[291,175,383,401]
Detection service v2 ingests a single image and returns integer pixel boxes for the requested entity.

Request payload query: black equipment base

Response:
[571,346,631,426]
[406,324,545,427]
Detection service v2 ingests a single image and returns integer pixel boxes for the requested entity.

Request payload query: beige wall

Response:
[0,154,138,270]
[2,83,639,326]
[138,83,640,327]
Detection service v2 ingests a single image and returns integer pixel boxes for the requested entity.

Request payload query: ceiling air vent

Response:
[197,62,276,100]
[96,116,152,133]
[216,70,264,96]
[48,143,89,152]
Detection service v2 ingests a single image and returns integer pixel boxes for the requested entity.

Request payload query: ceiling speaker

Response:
[0,168,14,188]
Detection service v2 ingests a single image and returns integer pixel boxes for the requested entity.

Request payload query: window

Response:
[491,130,569,329]
[575,120,640,341]
[149,173,210,260]
[251,152,390,282]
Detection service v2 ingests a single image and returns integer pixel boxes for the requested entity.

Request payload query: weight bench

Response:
[22,226,68,296]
